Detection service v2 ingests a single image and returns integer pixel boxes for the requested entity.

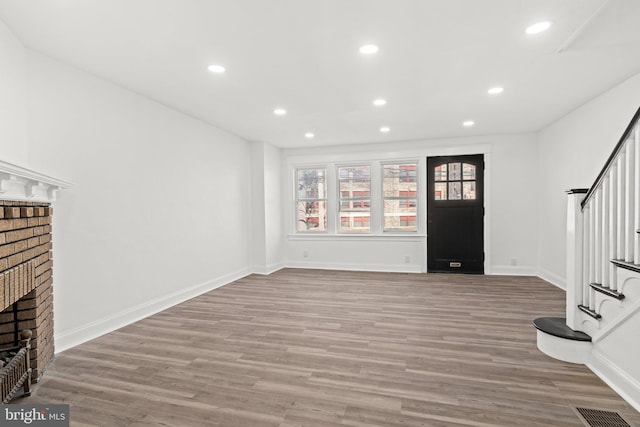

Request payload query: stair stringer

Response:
[586,269,640,412]
[591,270,640,342]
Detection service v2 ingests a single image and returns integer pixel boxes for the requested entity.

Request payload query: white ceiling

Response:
[1,0,639,148]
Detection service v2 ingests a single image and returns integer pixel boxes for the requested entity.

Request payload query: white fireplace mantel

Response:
[0,160,72,203]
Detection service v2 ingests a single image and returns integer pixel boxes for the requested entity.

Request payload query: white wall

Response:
[26,51,252,351]
[250,142,268,271]
[0,18,28,165]
[537,72,640,288]
[282,134,538,274]
[249,141,283,274]
[264,142,283,270]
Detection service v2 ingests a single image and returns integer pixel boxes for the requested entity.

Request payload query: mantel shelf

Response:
[0,160,72,203]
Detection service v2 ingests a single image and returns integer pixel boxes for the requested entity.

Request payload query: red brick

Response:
[7,268,14,306]
[35,253,49,266]
[12,218,28,229]
[27,237,40,248]
[6,228,33,243]
[0,220,12,232]
[0,243,14,258]
[14,240,28,253]
[0,275,4,311]
[20,207,34,218]
[4,207,20,219]
[35,260,52,277]
[17,298,37,310]
[7,253,23,270]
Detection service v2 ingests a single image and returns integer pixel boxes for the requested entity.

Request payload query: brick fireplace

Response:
[0,201,54,380]
[0,161,70,382]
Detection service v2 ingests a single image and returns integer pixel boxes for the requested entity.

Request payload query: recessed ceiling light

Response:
[373,99,387,106]
[207,64,226,73]
[359,44,379,55]
[463,120,475,127]
[304,132,315,139]
[526,21,552,35]
[274,108,287,116]
[380,126,390,133]
[488,86,504,95]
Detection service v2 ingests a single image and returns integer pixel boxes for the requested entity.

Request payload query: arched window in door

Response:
[433,162,477,201]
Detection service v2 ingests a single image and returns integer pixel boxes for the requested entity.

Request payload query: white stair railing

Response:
[566,107,640,331]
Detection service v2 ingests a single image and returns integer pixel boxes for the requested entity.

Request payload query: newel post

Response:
[566,189,588,329]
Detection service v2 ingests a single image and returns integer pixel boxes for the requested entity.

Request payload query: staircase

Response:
[535,106,640,411]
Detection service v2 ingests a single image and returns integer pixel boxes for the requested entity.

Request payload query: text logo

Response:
[1,405,69,426]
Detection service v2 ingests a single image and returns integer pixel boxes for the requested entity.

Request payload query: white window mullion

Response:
[370,161,382,234]
[418,158,426,235]
[326,166,337,234]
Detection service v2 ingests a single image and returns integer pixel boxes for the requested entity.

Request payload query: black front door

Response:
[427,155,484,273]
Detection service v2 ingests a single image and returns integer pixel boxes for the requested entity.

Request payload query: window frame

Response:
[294,166,329,233]
[381,161,419,233]
[290,159,424,236]
[336,163,372,234]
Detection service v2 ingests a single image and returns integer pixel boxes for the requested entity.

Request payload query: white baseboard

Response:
[251,263,285,275]
[489,265,537,276]
[54,267,252,353]
[537,267,566,290]
[588,350,640,413]
[284,260,423,273]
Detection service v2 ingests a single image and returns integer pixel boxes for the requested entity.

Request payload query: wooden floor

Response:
[18,269,640,426]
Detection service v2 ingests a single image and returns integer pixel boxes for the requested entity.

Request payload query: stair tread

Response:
[578,304,602,320]
[611,259,640,274]
[589,283,625,299]
[533,317,592,342]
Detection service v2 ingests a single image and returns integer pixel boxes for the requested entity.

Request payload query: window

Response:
[294,161,421,234]
[338,165,371,233]
[434,162,476,201]
[383,163,418,231]
[296,168,327,232]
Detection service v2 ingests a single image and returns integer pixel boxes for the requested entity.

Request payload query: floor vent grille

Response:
[574,407,632,427]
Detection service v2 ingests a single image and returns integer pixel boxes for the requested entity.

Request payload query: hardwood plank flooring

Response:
[16,269,640,426]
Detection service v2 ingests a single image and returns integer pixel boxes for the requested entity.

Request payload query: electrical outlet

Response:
[303,251,309,258]
[404,255,411,263]
[510,258,518,266]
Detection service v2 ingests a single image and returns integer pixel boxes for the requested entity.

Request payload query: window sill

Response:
[288,233,426,242]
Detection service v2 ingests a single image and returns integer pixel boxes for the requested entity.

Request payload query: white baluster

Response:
[618,153,626,260]
[609,164,618,290]
[635,125,640,265]
[590,287,597,311]
[594,189,602,285]
[583,205,591,306]
[590,197,596,286]
[602,176,610,287]
[626,138,635,262]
